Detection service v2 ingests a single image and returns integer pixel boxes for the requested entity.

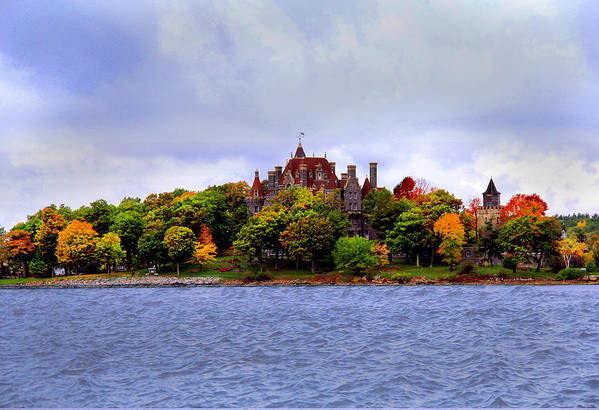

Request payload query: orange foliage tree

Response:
[55,220,99,272]
[193,224,217,270]
[4,230,36,277]
[433,213,466,271]
[373,242,390,268]
[500,194,548,223]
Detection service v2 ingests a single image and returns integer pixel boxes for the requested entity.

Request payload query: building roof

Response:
[483,178,500,195]
[294,140,306,158]
[249,170,263,197]
[361,177,372,197]
[279,156,339,189]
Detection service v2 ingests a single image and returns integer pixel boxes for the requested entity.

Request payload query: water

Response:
[1,286,599,407]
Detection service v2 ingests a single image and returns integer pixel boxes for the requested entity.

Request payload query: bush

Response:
[29,257,48,277]
[391,273,411,283]
[458,261,475,275]
[585,261,597,273]
[556,268,585,281]
[242,271,273,283]
[333,236,376,275]
[502,256,517,271]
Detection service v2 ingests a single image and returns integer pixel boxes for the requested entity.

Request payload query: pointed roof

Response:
[483,178,500,195]
[361,177,372,198]
[294,139,306,158]
[249,170,263,197]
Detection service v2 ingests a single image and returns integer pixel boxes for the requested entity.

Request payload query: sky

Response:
[1,0,598,229]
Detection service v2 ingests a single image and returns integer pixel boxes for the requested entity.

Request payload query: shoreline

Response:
[1,276,597,289]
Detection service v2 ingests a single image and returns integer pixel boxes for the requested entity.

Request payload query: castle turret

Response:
[294,139,306,159]
[483,178,500,207]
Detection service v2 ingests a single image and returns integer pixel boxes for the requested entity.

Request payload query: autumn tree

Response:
[500,194,548,223]
[193,225,217,270]
[433,213,466,270]
[466,198,481,241]
[557,237,586,268]
[55,221,99,273]
[373,242,390,268]
[393,177,434,200]
[95,232,125,274]
[34,207,66,272]
[4,230,36,277]
[164,226,196,276]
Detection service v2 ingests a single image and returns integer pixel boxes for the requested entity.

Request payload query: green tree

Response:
[111,210,144,270]
[362,189,408,243]
[499,216,535,273]
[333,236,376,275]
[478,221,503,266]
[528,217,562,271]
[164,226,196,276]
[387,205,429,266]
[281,214,335,273]
[95,232,126,273]
[86,199,115,235]
[29,253,48,277]
[137,230,169,271]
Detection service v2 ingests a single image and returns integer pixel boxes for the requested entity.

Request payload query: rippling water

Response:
[1,286,599,407]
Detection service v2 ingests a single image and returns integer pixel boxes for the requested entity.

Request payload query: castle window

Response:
[255,206,259,213]
[318,171,322,179]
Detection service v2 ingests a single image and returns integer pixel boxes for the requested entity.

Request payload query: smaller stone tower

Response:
[478,178,504,229]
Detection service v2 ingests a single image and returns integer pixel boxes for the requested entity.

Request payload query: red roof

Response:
[249,171,263,197]
[361,177,372,197]
[280,157,339,190]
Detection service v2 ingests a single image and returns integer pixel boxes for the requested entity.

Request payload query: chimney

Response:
[347,165,356,179]
[329,162,336,176]
[300,164,308,187]
[267,171,276,189]
[275,166,282,183]
[369,162,378,189]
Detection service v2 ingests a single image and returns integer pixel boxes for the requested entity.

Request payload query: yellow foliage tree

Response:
[373,242,390,268]
[193,225,217,270]
[56,220,99,272]
[557,237,585,268]
[433,213,466,271]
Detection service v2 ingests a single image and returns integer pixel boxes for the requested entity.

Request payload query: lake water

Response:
[1,285,599,407]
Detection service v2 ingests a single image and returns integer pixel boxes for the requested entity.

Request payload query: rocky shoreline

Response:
[1,275,598,288]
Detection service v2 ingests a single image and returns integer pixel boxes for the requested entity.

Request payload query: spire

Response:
[483,178,500,195]
[294,134,306,158]
[249,169,263,198]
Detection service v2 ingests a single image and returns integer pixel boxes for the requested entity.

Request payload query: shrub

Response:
[391,273,411,283]
[458,261,475,275]
[29,256,48,277]
[585,261,597,273]
[242,271,273,283]
[556,268,584,281]
[502,256,517,271]
[333,236,376,275]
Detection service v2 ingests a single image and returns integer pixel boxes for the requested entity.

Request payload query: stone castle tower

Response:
[478,178,504,229]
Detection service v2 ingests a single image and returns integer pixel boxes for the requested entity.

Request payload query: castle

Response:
[246,139,378,238]
[478,178,504,229]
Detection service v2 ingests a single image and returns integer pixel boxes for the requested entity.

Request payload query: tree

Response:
[500,194,548,223]
[55,221,99,272]
[34,207,66,273]
[193,225,217,270]
[433,213,466,271]
[137,230,169,270]
[558,237,586,268]
[111,210,144,270]
[499,216,536,273]
[393,176,434,200]
[362,189,407,243]
[478,221,503,266]
[29,253,48,277]
[164,226,196,276]
[387,205,428,266]
[85,199,115,235]
[528,217,562,271]
[466,198,481,240]
[95,232,126,274]
[281,214,335,273]
[4,230,36,277]
[333,236,376,275]
[373,242,390,267]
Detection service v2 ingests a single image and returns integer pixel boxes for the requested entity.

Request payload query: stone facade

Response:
[246,140,379,238]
